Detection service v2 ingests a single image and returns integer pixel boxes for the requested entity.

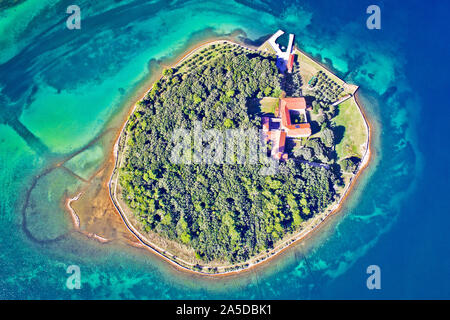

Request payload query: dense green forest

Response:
[119,43,340,263]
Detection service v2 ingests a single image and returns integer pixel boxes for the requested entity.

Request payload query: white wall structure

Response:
[267,30,295,73]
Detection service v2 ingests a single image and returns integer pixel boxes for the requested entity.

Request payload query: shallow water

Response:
[0,0,449,299]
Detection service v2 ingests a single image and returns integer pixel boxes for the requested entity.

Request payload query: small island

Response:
[109,30,370,275]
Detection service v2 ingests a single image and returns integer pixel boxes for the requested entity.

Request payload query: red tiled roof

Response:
[287,123,311,136]
[278,130,286,154]
[280,97,307,110]
[287,54,294,73]
[279,98,311,137]
[263,97,312,161]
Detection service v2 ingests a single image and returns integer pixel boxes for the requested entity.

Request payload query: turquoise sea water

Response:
[0,0,449,299]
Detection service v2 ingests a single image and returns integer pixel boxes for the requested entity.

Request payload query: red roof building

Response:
[262,97,311,161]
[278,130,286,153]
[280,97,307,110]
[287,54,295,73]
[279,97,311,137]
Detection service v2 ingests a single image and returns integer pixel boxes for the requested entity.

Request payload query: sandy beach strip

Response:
[66,193,81,228]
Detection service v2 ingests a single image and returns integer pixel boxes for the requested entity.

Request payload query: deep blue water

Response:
[0,0,449,299]
[320,1,450,299]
